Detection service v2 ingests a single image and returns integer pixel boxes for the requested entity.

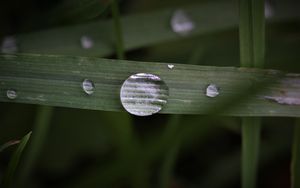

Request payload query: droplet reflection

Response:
[6,89,17,99]
[120,73,169,116]
[170,9,195,36]
[80,36,94,49]
[82,79,95,95]
[206,84,219,98]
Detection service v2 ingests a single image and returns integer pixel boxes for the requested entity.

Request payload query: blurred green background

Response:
[0,0,300,187]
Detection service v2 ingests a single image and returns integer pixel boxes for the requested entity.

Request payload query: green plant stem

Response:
[159,116,181,188]
[2,132,32,188]
[239,0,265,188]
[241,118,261,188]
[292,119,300,188]
[17,106,53,186]
[159,142,180,188]
[111,0,125,59]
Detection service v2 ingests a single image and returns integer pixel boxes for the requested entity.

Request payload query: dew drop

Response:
[264,1,273,18]
[80,35,94,49]
[6,89,17,99]
[82,79,95,95]
[167,64,174,69]
[206,84,219,98]
[1,36,18,54]
[120,73,169,116]
[170,9,195,36]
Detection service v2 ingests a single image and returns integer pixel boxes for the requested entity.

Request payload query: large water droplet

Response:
[206,84,219,98]
[120,73,169,116]
[170,9,195,36]
[1,36,18,53]
[6,89,17,99]
[80,36,94,49]
[82,79,95,95]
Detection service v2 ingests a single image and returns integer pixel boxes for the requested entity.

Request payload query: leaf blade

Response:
[2,132,32,188]
[0,54,299,116]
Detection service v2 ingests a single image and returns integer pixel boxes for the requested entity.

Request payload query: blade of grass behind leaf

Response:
[241,118,261,188]
[292,119,300,188]
[16,106,53,187]
[14,0,299,57]
[111,0,125,60]
[239,0,265,188]
[2,132,32,188]
[159,116,181,188]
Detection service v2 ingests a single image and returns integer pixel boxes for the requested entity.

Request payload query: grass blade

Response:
[158,116,182,188]
[241,118,261,188]
[1,54,299,116]
[0,140,20,153]
[292,119,300,188]
[16,106,53,186]
[111,0,125,59]
[239,0,265,188]
[1,132,32,188]
[13,1,299,57]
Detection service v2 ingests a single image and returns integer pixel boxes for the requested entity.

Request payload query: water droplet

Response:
[80,36,94,49]
[264,2,273,18]
[206,84,219,98]
[170,9,195,36]
[1,36,18,54]
[167,64,174,69]
[6,89,17,99]
[120,73,169,116]
[82,79,95,95]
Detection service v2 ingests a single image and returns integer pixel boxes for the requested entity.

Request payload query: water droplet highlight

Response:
[80,36,94,49]
[167,64,174,69]
[170,9,195,36]
[120,73,169,116]
[82,79,95,95]
[1,36,18,53]
[264,2,273,18]
[206,84,219,98]
[6,89,17,99]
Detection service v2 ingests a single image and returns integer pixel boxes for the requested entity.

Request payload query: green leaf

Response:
[2,132,32,188]
[14,1,299,57]
[1,54,300,116]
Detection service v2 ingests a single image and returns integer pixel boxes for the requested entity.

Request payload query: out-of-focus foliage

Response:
[0,0,299,188]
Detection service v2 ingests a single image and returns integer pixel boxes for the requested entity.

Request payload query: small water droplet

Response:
[167,64,174,69]
[120,73,169,116]
[1,36,18,54]
[6,89,17,99]
[206,84,219,98]
[264,2,273,18]
[80,36,94,49]
[82,79,95,95]
[170,9,195,36]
